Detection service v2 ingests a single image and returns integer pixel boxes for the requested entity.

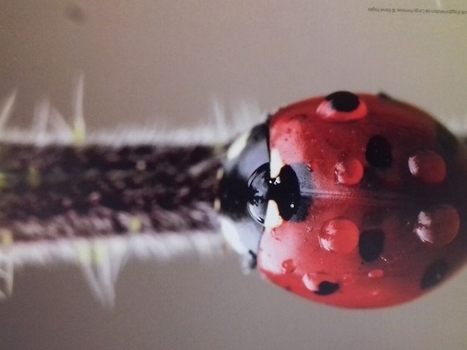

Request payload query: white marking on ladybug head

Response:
[270,148,285,179]
[264,200,283,229]
[219,216,262,257]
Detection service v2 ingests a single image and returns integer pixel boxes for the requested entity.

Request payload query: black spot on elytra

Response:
[359,229,385,262]
[436,123,459,156]
[365,135,393,169]
[282,163,313,223]
[421,260,449,290]
[325,91,360,112]
[314,281,340,296]
[273,165,300,221]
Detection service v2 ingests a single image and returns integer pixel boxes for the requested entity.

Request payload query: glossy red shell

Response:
[258,93,467,308]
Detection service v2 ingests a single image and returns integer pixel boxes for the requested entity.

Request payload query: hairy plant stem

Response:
[0,143,223,243]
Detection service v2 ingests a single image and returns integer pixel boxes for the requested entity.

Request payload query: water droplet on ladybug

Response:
[319,218,360,253]
[281,259,296,273]
[368,269,384,278]
[247,163,270,225]
[247,161,303,227]
[415,205,459,246]
[408,150,446,184]
[334,157,364,185]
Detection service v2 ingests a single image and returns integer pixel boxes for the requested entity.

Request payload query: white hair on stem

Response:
[0,76,265,305]
[0,232,224,306]
[0,90,17,132]
[0,76,263,147]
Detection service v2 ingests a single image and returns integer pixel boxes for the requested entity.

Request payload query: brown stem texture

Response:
[0,143,222,243]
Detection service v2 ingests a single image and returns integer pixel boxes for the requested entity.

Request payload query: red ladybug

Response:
[217,91,467,308]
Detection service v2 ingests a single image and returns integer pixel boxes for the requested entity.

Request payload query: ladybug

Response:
[217,91,467,309]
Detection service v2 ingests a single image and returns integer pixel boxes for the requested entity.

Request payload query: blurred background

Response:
[1,1,467,349]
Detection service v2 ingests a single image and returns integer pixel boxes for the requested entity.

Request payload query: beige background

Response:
[1,1,467,349]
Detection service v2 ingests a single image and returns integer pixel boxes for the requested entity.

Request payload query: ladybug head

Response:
[217,121,313,270]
